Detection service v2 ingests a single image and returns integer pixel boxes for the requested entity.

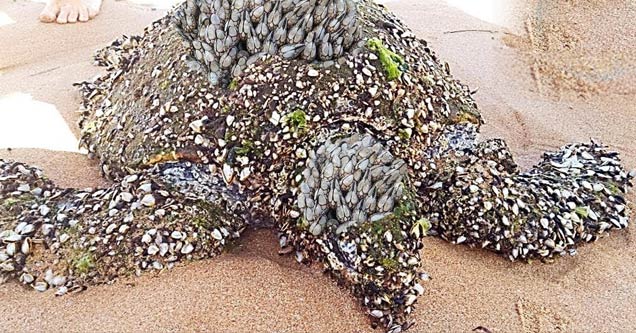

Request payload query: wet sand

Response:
[1,1,635,332]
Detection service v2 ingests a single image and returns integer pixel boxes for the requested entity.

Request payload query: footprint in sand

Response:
[516,299,571,333]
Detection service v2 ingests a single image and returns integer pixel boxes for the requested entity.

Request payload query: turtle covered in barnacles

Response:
[1,0,634,332]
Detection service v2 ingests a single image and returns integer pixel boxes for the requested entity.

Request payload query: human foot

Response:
[39,0,102,24]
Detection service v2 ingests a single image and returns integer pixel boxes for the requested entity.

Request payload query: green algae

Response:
[286,109,308,133]
[398,128,412,141]
[235,140,255,156]
[366,38,405,80]
[410,218,431,238]
[575,206,589,218]
[228,79,239,91]
[72,252,96,275]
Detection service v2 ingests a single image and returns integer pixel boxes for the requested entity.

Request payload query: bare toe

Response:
[78,5,89,22]
[67,7,79,23]
[56,5,71,24]
[87,0,102,19]
[88,7,99,19]
[39,2,59,23]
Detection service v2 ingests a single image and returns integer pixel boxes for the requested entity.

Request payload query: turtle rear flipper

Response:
[424,139,634,261]
[0,160,248,293]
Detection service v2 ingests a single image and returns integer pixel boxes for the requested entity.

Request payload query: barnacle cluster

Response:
[288,134,424,330]
[174,0,362,85]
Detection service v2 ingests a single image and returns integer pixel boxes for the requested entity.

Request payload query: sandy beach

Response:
[1,1,635,332]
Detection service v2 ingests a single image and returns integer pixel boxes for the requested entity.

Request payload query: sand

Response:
[1,1,635,332]
[505,0,636,98]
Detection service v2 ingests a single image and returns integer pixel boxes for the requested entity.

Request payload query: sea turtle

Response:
[1,0,633,332]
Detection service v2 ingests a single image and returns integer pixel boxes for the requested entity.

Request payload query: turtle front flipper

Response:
[283,133,426,332]
[0,160,248,293]
[422,138,634,261]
